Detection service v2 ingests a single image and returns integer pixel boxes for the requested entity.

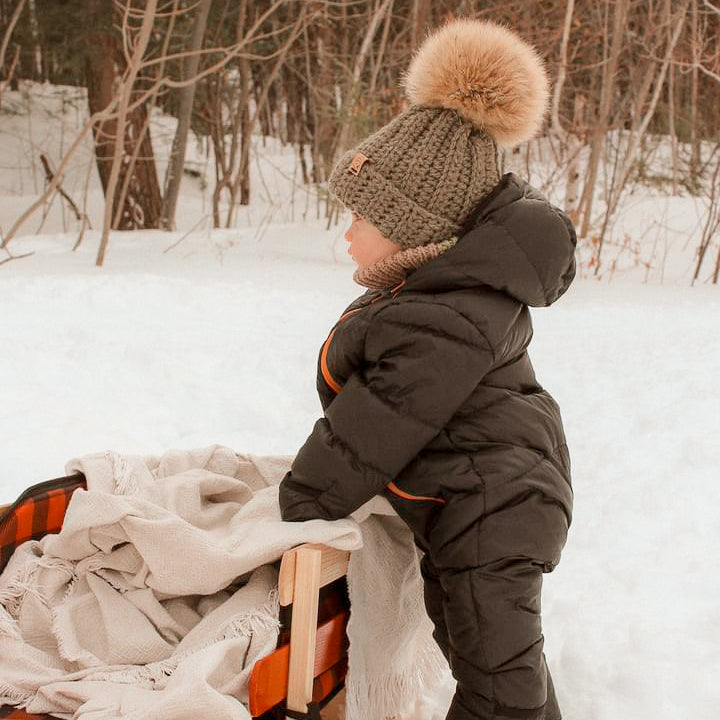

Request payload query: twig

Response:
[74,157,96,252]
[39,153,84,221]
[163,214,209,253]
[0,248,34,266]
[1,105,110,250]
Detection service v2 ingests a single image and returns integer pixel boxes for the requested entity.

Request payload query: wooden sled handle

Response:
[280,544,350,719]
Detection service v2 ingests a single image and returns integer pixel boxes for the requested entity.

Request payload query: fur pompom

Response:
[403,19,549,147]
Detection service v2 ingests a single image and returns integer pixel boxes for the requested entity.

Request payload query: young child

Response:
[279,19,575,720]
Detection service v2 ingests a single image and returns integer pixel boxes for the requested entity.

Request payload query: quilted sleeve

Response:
[279,301,495,521]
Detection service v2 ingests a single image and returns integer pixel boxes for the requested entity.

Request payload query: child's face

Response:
[345,211,400,270]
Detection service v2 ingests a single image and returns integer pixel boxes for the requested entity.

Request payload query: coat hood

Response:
[403,173,577,307]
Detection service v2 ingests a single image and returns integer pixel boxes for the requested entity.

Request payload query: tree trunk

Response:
[577,0,628,240]
[225,5,306,227]
[668,58,678,195]
[410,0,430,50]
[334,0,394,158]
[161,0,212,230]
[550,0,575,136]
[689,0,701,189]
[27,0,41,79]
[90,0,161,265]
[310,6,335,183]
[234,0,252,210]
[238,57,251,206]
[564,93,585,219]
[85,1,162,240]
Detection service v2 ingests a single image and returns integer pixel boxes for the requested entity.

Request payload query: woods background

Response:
[0,0,718,278]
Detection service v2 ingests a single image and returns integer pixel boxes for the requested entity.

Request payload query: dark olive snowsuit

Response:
[279,173,576,720]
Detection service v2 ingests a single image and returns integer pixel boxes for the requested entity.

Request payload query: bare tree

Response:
[692,143,720,284]
[0,0,26,107]
[204,1,310,228]
[160,0,213,230]
[333,0,395,159]
[577,0,629,241]
[593,0,691,273]
[2,0,719,278]
[1,0,269,258]
[95,0,160,265]
[85,1,163,243]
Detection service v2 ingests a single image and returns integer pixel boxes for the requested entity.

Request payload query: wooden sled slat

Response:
[248,610,349,716]
[279,543,350,606]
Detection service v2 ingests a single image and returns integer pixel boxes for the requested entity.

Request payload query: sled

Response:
[0,474,351,720]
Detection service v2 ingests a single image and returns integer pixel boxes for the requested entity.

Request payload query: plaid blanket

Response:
[0,475,86,570]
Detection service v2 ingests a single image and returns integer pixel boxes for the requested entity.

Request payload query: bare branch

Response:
[0,44,20,108]
[0,0,27,72]
[0,248,34,266]
[550,0,576,135]
[1,108,111,248]
[39,153,83,221]
[694,60,720,84]
[97,0,160,266]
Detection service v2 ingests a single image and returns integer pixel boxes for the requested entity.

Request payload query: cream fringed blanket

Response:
[0,446,447,720]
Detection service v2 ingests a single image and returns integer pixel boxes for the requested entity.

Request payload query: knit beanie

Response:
[328,19,549,249]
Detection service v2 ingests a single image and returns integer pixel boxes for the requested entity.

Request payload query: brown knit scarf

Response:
[353,238,458,290]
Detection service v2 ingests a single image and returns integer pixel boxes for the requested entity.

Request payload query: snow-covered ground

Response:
[1,83,719,720]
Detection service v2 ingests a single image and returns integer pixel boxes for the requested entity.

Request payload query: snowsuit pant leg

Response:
[420,552,451,662]
[420,553,561,720]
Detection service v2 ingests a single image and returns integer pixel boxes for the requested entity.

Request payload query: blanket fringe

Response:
[0,548,42,618]
[108,451,139,495]
[0,606,21,639]
[220,587,280,639]
[345,635,448,720]
[0,681,33,707]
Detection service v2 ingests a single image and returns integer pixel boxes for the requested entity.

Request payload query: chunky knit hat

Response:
[328,19,549,248]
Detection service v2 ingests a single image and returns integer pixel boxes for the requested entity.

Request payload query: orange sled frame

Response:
[0,474,351,720]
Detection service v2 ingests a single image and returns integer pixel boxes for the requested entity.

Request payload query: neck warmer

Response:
[353,238,458,290]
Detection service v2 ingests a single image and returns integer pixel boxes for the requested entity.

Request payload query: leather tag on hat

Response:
[348,153,369,175]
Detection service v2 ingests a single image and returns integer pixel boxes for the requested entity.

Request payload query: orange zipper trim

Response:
[320,327,344,393]
[386,480,446,505]
[320,307,364,393]
[320,287,391,394]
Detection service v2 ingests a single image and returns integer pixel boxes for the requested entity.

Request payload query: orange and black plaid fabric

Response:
[0,473,86,570]
[0,473,86,720]
[0,709,55,719]
[0,473,349,720]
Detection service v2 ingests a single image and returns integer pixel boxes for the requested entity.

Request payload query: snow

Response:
[1,83,720,720]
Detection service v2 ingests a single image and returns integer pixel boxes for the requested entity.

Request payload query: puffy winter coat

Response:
[279,173,576,568]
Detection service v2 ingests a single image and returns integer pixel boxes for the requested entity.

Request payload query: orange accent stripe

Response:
[46,489,69,532]
[320,289,395,395]
[387,481,446,505]
[320,308,363,394]
[321,326,343,394]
